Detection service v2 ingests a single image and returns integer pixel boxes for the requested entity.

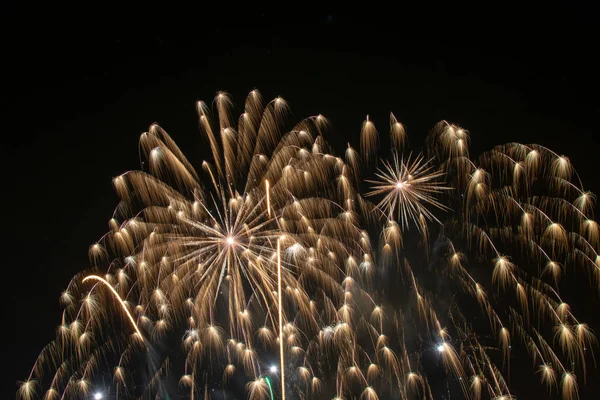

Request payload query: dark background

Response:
[2,3,599,398]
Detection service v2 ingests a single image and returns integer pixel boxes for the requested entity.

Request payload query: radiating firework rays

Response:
[366,154,450,231]
[19,91,599,400]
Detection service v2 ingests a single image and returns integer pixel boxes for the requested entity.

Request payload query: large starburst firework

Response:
[19,91,599,400]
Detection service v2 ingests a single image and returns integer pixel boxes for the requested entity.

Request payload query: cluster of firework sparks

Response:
[19,90,599,400]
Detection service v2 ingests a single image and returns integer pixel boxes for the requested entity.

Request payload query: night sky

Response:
[3,3,600,399]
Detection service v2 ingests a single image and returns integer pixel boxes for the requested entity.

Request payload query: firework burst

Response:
[19,92,599,400]
[366,153,450,231]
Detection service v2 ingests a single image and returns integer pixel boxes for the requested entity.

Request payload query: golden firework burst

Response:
[19,92,600,400]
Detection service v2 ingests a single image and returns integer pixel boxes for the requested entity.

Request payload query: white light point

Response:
[94,393,103,400]
[269,365,278,373]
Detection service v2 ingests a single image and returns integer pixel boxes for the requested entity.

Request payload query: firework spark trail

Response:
[81,275,144,341]
[277,237,285,400]
[18,91,600,400]
[265,179,271,217]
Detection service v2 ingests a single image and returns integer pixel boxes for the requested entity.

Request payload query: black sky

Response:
[3,3,600,398]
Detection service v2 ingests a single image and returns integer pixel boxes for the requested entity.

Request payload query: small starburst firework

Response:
[366,153,450,231]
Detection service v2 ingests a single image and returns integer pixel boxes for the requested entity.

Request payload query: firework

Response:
[366,153,450,231]
[19,91,599,400]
